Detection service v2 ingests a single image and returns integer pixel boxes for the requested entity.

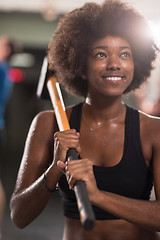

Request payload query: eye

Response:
[121,52,132,59]
[96,52,107,59]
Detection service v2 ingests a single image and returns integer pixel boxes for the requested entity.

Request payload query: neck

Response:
[84,94,125,123]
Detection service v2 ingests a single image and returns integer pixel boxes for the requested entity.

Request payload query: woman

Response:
[10,1,160,239]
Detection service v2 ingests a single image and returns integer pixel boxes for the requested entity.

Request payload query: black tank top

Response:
[58,103,153,220]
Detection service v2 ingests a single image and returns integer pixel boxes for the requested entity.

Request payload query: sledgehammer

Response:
[37,57,95,231]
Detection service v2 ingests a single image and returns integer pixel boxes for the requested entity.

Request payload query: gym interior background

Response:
[0,0,160,239]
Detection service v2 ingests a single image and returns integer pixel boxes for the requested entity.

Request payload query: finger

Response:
[54,132,81,160]
[67,159,91,169]
[66,171,75,190]
[66,159,93,181]
[54,129,79,139]
[54,133,80,150]
[57,161,66,174]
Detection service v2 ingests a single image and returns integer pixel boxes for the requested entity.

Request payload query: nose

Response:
[106,56,120,70]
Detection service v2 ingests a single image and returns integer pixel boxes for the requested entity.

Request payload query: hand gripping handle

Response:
[67,148,95,231]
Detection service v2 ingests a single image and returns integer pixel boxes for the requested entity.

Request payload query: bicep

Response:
[14,111,56,193]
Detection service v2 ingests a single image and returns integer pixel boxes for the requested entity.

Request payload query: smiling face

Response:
[86,35,134,99]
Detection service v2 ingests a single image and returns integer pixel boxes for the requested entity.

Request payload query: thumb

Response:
[57,161,66,174]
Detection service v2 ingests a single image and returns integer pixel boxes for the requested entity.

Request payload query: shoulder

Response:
[34,110,55,120]
[31,105,74,134]
[33,110,56,127]
[28,110,58,140]
[139,110,160,144]
[139,110,160,128]
[31,102,83,133]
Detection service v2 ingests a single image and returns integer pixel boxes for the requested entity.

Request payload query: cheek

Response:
[126,68,134,90]
[129,64,134,81]
[87,62,98,79]
[87,60,105,78]
[124,61,134,80]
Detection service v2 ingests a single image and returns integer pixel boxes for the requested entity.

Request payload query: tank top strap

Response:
[125,105,144,160]
[69,102,83,131]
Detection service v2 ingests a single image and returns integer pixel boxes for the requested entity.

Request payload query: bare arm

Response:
[10,111,62,228]
[10,109,80,229]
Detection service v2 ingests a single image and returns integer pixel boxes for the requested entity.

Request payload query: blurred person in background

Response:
[10,1,160,240]
[0,36,15,239]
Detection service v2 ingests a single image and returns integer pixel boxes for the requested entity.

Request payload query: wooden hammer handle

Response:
[47,77,95,231]
[47,77,70,131]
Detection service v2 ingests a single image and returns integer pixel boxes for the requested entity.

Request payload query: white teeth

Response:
[107,77,122,81]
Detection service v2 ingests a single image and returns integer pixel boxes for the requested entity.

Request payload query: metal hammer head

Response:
[37,56,83,107]
[37,56,56,100]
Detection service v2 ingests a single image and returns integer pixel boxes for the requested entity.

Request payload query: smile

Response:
[102,76,125,81]
[107,77,122,81]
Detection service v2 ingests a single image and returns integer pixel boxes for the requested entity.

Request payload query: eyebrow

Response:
[91,45,131,52]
